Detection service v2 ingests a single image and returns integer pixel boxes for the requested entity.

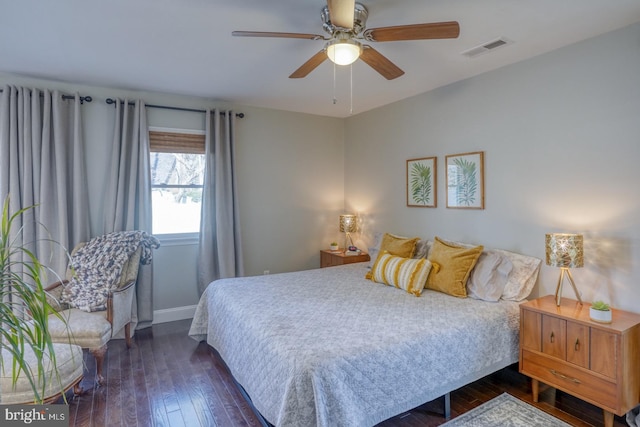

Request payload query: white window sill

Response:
[154,232,199,246]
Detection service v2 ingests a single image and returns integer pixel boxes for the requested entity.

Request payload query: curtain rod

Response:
[62,95,92,104]
[105,98,244,118]
[0,89,92,104]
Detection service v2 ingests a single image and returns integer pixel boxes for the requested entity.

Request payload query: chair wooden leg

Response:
[90,345,108,386]
[125,323,132,349]
[73,382,84,397]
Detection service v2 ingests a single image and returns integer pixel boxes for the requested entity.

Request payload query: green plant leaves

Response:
[1,196,68,404]
[452,158,478,206]
[410,163,432,205]
[591,300,610,311]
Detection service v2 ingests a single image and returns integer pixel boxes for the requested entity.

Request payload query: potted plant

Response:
[590,300,612,324]
[329,242,339,251]
[0,197,68,403]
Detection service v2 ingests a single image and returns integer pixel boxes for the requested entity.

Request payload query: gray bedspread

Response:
[188,263,520,427]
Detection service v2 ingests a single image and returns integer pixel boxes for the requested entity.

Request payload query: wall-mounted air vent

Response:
[461,37,513,58]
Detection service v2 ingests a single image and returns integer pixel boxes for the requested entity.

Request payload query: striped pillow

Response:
[367,252,432,296]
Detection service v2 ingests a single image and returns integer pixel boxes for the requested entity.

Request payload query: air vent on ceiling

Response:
[461,37,513,58]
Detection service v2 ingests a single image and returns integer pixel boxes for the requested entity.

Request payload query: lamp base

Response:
[555,267,582,306]
[344,232,354,252]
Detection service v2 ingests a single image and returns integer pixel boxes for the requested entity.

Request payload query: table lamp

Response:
[339,214,357,250]
[545,233,584,306]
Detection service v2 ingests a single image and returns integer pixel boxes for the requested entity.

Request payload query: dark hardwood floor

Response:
[59,319,628,427]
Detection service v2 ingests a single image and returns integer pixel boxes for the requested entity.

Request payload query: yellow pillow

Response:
[367,251,432,296]
[426,237,483,297]
[379,233,420,258]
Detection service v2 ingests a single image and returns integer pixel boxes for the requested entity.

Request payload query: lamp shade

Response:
[545,233,584,268]
[326,39,362,65]
[339,214,357,233]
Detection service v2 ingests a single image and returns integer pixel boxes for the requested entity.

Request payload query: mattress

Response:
[189,263,521,427]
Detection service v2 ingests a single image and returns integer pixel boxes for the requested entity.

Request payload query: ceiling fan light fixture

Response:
[326,39,362,65]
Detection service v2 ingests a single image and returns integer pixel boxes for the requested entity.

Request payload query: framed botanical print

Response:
[446,151,484,209]
[406,157,437,207]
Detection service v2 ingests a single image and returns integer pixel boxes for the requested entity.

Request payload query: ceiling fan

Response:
[232,0,459,80]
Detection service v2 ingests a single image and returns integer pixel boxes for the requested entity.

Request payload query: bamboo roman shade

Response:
[149,130,205,154]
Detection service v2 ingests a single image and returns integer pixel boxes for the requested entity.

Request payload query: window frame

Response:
[149,127,206,239]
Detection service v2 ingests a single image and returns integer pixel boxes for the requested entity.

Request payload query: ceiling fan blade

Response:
[232,31,324,40]
[364,21,460,42]
[359,46,404,80]
[327,0,355,30]
[289,50,328,78]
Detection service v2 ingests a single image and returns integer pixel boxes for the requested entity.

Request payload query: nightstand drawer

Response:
[522,350,617,411]
[541,315,566,359]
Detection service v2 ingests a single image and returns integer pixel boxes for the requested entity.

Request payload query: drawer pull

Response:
[574,338,580,351]
[550,369,581,384]
[550,332,554,343]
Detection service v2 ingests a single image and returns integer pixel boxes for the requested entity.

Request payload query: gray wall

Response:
[0,73,345,319]
[344,23,640,312]
[3,22,639,316]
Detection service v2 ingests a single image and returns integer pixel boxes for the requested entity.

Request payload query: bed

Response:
[189,240,540,427]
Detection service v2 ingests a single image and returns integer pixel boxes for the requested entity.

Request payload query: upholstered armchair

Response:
[0,343,83,404]
[45,241,142,385]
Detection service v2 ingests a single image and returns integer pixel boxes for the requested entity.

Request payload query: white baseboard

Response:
[153,305,197,324]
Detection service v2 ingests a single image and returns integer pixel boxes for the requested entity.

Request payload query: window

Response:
[149,129,206,235]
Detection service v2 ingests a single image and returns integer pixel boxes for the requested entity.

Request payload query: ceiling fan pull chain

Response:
[333,60,337,104]
[350,63,353,115]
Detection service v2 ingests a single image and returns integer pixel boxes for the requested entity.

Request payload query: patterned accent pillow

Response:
[367,251,432,296]
[426,237,483,298]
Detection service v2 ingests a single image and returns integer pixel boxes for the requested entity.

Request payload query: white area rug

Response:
[441,393,572,427]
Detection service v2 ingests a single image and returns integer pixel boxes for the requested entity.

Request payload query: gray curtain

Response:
[0,85,90,278]
[197,109,243,294]
[103,99,154,331]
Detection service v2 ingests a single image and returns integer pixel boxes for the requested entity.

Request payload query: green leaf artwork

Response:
[452,158,478,206]
[410,162,432,205]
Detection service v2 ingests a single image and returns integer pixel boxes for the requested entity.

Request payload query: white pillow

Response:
[367,232,384,268]
[467,251,513,302]
[494,248,542,301]
[413,239,430,259]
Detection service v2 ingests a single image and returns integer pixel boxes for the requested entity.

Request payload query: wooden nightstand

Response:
[519,295,640,427]
[320,250,370,268]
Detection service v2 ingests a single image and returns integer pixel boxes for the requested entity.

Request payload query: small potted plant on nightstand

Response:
[329,242,339,251]
[590,300,612,324]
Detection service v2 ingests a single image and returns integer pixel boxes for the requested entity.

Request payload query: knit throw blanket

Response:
[61,231,160,312]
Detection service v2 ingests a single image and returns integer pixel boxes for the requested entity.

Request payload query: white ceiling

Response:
[2,0,640,118]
